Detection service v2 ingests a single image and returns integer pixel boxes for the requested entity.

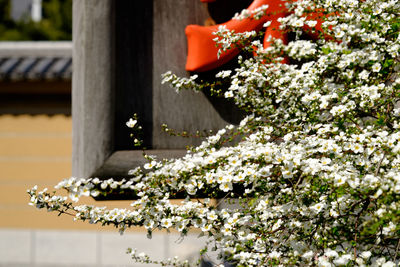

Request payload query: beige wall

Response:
[0,114,134,231]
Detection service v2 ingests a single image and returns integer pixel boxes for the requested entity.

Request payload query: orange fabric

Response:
[186,0,329,72]
[186,0,287,72]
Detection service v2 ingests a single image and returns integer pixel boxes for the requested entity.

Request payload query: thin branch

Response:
[394,239,400,262]
[375,151,386,176]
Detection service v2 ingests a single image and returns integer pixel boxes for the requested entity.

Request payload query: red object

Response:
[200,0,217,2]
[186,0,286,72]
[185,0,327,72]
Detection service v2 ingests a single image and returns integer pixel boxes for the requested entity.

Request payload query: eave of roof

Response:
[0,41,72,81]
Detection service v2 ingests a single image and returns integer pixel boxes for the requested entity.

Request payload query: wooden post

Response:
[72,1,114,178]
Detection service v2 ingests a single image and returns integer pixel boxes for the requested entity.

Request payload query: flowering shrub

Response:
[28,0,400,266]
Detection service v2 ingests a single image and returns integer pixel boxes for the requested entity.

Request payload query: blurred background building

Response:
[11,0,42,22]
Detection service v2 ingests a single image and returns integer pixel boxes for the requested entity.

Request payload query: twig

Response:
[216,193,233,208]
[394,238,400,262]
[354,218,358,260]
[375,151,386,176]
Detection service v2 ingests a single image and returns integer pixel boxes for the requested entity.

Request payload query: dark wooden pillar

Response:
[151,1,229,149]
[72,1,114,178]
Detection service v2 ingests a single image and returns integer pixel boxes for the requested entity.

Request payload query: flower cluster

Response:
[232,4,271,20]
[29,0,400,266]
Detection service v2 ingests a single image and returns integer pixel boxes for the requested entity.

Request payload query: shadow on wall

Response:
[196,60,248,126]
[0,81,71,115]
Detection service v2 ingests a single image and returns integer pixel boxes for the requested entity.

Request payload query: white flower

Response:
[144,220,154,229]
[330,105,348,116]
[310,202,325,213]
[333,254,352,265]
[221,227,232,236]
[382,261,396,267]
[269,250,281,259]
[126,118,137,128]
[358,70,369,80]
[302,250,314,259]
[335,29,345,38]
[207,211,218,221]
[224,91,234,98]
[161,218,172,228]
[201,224,212,232]
[372,7,382,15]
[219,182,232,192]
[351,143,364,153]
[318,257,333,267]
[324,249,338,258]
[360,251,371,259]
[144,161,157,170]
[293,18,304,27]
[306,20,318,27]
[371,63,381,72]
[80,186,91,197]
[263,21,271,27]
